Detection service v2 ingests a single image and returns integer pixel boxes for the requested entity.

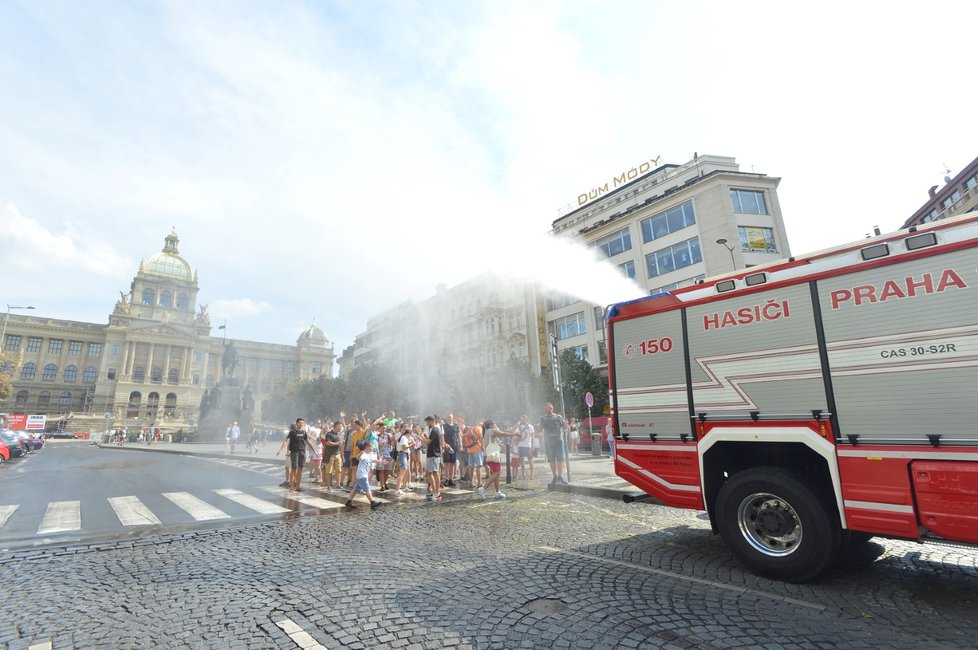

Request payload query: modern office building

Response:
[902,156,978,228]
[546,154,791,369]
[0,229,335,431]
[343,154,792,409]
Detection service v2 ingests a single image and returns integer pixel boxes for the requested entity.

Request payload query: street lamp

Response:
[1,304,35,350]
[716,239,736,269]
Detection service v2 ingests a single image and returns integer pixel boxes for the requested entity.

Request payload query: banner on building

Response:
[6,414,46,430]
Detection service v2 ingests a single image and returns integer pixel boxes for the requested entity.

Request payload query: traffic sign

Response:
[585,391,594,408]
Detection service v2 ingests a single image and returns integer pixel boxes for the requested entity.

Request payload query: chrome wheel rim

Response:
[737,492,802,557]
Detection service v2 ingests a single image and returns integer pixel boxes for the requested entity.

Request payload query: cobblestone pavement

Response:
[3,490,977,649]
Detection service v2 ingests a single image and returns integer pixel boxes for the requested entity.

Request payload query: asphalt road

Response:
[0,442,478,552]
[3,443,978,648]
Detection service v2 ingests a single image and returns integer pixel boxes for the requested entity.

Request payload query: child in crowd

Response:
[346,441,381,509]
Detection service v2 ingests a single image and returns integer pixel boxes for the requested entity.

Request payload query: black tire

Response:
[715,466,841,583]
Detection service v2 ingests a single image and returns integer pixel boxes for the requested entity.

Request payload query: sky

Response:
[2,0,976,354]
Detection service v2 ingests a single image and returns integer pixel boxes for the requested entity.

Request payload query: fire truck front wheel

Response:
[715,467,841,583]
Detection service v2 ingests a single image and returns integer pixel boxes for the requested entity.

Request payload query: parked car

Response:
[0,431,26,458]
[48,432,78,439]
[0,438,8,463]
[12,430,39,453]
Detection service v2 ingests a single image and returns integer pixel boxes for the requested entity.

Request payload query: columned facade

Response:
[0,230,336,432]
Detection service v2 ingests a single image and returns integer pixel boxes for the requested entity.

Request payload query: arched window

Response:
[42,364,57,381]
[164,393,177,416]
[83,366,97,383]
[127,391,141,418]
[151,366,163,383]
[133,366,145,382]
[142,288,155,305]
[59,391,71,406]
[37,391,51,408]
[64,365,77,382]
[147,392,160,417]
[159,290,173,308]
[176,293,189,310]
[167,367,179,384]
[20,362,36,380]
[15,390,28,407]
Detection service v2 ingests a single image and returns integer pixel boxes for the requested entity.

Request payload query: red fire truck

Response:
[607,213,978,582]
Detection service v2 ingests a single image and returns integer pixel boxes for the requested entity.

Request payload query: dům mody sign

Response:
[577,155,662,206]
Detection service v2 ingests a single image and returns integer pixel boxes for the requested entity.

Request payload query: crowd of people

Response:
[269,402,580,509]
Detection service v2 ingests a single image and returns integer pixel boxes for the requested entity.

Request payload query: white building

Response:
[546,154,791,369]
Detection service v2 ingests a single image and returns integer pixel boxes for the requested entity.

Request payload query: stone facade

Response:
[0,230,335,432]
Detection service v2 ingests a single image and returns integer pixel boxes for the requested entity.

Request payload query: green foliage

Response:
[0,351,21,402]
[264,359,554,426]
[557,349,607,420]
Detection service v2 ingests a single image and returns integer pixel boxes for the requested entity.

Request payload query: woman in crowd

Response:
[477,419,519,499]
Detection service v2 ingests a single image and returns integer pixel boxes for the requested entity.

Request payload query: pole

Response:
[550,334,571,483]
[1,304,35,352]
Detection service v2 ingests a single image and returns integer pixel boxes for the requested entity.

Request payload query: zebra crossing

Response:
[0,481,479,541]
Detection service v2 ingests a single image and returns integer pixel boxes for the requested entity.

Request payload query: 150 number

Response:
[639,337,673,355]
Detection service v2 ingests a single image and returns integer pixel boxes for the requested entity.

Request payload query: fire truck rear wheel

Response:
[716,467,840,583]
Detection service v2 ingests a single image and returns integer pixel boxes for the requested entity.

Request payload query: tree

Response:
[557,349,607,420]
[0,351,21,402]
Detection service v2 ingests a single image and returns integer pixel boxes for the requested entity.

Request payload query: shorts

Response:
[397,451,410,470]
[323,454,342,475]
[545,435,564,463]
[342,451,352,468]
[425,456,441,472]
[518,447,532,459]
[354,477,371,492]
[467,451,484,467]
[486,461,501,475]
[442,450,457,464]
[289,452,306,469]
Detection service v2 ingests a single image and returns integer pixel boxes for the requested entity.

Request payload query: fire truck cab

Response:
[607,213,978,582]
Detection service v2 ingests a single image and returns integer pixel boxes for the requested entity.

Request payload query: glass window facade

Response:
[68,341,82,356]
[731,189,768,215]
[43,364,57,381]
[64,365,77,382]
[49,339,63,354]
[88,343,102,358]
[640,201,696,242]
[590,228,632,258]
[27,337,42,353]
[646,237,702,278]
[738,226,778,253]
[83,366,97,382]
[618,260,635,279]
[553,312,586,340]
[21,362,36,380]
[3,335,21,351]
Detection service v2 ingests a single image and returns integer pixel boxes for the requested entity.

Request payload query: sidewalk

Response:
[97,440,638,500]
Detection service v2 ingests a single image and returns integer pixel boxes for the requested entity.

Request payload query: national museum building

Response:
[0,230,335,431]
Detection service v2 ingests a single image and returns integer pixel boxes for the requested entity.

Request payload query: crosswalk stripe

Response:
[162,492,231,520]
[303,484,392,504]
[0,504,19,528]
[214,489,291,514]
[262,486,345,509]
[38,501,81,534]
[440,488,473,495]
[108,496,162,526]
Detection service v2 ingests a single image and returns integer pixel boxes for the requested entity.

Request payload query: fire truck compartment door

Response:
[912,460,978,544]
